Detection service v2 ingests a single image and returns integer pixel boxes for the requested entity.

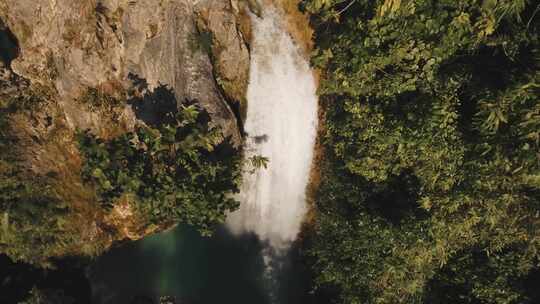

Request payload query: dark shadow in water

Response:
[274,236,342,304]
[0,255,91,304]
[90,225,271,304]
[275,241,321,304]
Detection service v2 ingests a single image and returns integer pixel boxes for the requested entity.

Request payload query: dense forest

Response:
[300,0,539,303]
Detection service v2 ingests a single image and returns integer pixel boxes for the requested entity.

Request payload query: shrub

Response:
[78,102,242,235]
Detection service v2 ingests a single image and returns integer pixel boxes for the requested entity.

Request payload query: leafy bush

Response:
[77,102,242,235]
[301,0,540,303]
[1,82,242,265]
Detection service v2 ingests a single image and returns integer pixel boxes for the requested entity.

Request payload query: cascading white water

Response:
[226,5,318,251]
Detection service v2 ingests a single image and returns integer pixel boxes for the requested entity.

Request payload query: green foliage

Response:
[77,103,242,235]
[424,246,539,304]
[0,82,242,265]
[0,164,75,265]
[0,86,79,266]
[302,0,540,303]
[247,155,269,173]
[78,87,122,114]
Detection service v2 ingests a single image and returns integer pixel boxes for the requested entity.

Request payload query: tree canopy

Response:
[300,0,540,302]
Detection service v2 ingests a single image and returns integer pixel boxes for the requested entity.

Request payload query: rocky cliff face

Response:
[1,0,250,143]
[0,0,252,265]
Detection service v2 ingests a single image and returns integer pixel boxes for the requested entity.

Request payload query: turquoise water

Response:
[89,225,314,304]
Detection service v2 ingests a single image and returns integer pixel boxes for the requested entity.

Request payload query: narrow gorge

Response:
[91,3,320,304]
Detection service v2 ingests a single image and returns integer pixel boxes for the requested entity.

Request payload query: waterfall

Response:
[226,5,318,252]
[89,5,318,304]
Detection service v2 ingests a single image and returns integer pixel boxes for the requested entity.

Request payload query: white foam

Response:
[226,6,318,251]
